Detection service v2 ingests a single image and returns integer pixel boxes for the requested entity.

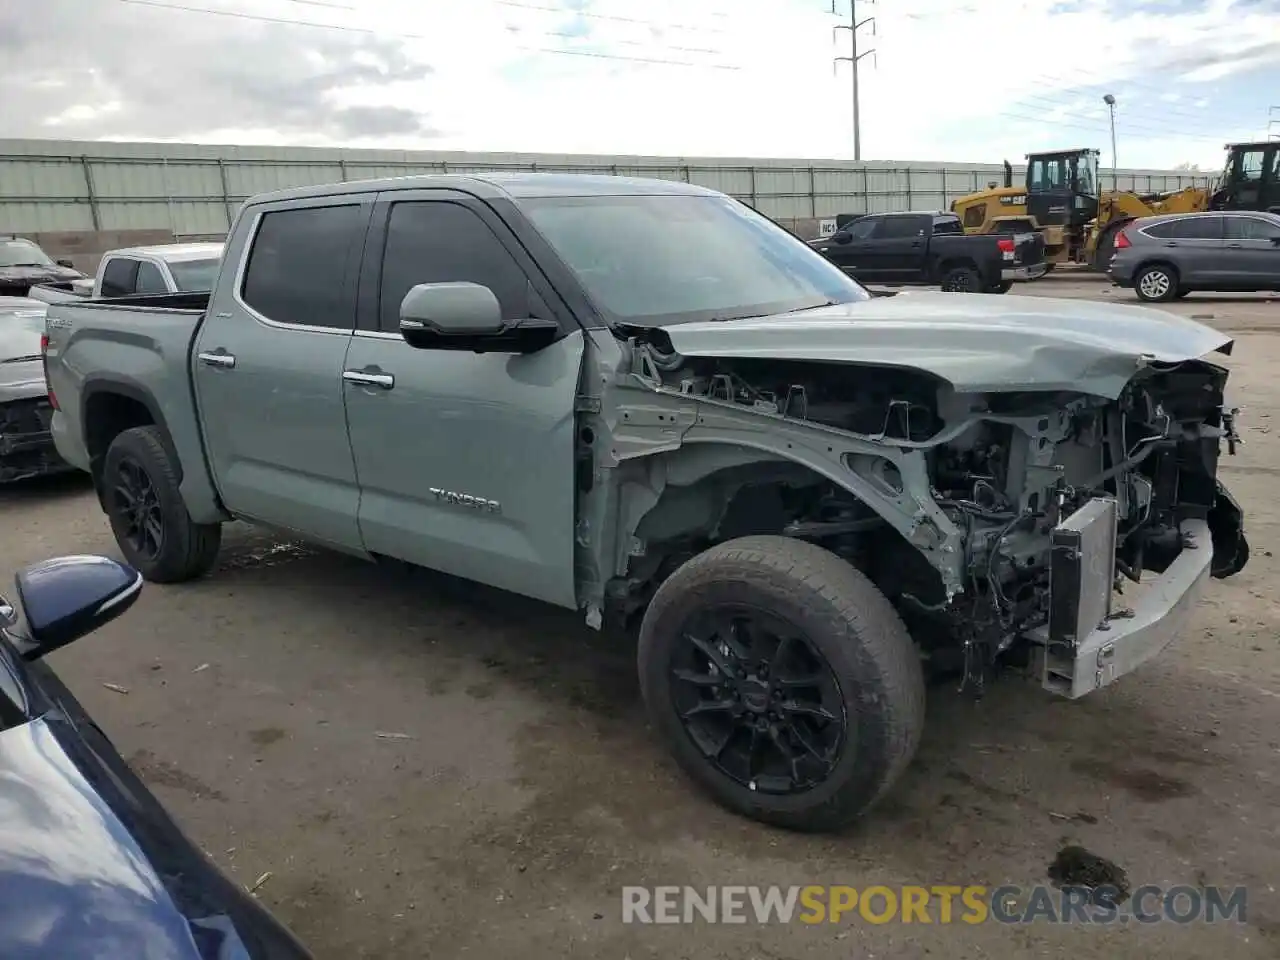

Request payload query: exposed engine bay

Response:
[616,332,1249,692]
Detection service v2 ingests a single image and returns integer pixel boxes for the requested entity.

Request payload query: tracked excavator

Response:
[951,140,1280,271]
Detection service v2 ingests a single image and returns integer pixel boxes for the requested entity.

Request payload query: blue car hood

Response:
[0,717,246,960]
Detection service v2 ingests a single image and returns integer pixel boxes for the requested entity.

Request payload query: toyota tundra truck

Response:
[41,173,1249,832]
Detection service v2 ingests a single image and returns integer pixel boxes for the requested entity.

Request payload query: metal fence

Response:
[0,139,1216,239]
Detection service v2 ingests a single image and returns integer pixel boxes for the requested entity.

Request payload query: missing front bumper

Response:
[0,398,72,483]
[1026,497,1215,699]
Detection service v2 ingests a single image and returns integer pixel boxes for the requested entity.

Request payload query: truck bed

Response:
[43,291,225,523]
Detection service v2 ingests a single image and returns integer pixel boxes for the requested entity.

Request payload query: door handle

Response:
[1227,242,1243,248]
[1163,242,1179,247]
[197,351,235,368]
[343,370,395,390]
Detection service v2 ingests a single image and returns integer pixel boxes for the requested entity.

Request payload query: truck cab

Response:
[95,243,225,297]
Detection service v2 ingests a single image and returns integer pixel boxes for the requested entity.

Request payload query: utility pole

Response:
[832,1,875,161]
[1104,94,1118,189]
[1269,105,1280,140]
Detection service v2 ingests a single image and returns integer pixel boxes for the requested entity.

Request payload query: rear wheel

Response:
[940,265,981,293]
[1134,264,1179,303]
[103,426,222,582]
[637,536,926,832]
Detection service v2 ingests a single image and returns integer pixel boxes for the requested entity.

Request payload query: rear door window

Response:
[1170,217,1225,240]
[932,216,964,235]
[135,261,168,294]
[100,258,139,297]
[241,204,365,330]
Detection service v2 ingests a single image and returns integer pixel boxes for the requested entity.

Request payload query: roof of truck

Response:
[106,242,224,262]
[245,172,719,207]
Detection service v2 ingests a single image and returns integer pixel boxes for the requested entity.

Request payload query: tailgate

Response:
[1013,231,1046,266]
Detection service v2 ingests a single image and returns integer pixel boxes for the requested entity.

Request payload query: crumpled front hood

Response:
[659,292,1233,399]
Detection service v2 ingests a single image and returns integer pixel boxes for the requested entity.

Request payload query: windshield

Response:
[519,194,870,325]
[167,257,221,291]
[0,239,55,269]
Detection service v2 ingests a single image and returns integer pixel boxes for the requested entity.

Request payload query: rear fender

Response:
[80,377,228,523]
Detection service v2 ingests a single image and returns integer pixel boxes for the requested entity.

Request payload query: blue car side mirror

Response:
[2,556,143,661]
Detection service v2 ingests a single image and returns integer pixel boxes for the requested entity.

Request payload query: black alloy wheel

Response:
[670,605,847,795]
[111,455,165,562]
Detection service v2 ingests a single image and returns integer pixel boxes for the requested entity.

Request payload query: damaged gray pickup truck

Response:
[43,174,1249,831]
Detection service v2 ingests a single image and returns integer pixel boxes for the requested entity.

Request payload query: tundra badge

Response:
[429,488,501,514]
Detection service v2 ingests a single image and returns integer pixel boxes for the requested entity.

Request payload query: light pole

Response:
[1104,94,1118,189]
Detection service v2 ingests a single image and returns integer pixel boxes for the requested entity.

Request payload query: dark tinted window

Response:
[135,261,168,294]
[932,216,964,235]
[843,217,877,240]
[875,216,925,239]
[1170,216,1224,240]
[242,204,363,329]
[100,258,139,297]
[379,201,533,333]
[1142,220,1178,239]
[1226,216,1280,241]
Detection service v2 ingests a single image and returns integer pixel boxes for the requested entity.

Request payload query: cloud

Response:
[0,0,438,142]
[0,0,1277,169]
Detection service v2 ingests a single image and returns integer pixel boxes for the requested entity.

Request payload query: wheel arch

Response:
[611,438,963,612]
[81,377,176,508]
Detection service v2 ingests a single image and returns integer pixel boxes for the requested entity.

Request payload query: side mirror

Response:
[399,281,559,354]
[401,281,505,337]
[56,259,76,269]
[832,231,852,244]
[2,556,142,662]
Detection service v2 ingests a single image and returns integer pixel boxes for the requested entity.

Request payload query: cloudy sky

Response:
[1,0,1278,168]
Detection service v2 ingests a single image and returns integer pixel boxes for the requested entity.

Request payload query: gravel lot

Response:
[3,277,1280,959]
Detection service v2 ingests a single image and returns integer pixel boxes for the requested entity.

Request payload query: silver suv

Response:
[1108,210,1280,302]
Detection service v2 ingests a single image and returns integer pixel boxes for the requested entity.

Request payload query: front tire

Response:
[1134,264,1179,303]
[637,536,926,832]
[102,425,222,583]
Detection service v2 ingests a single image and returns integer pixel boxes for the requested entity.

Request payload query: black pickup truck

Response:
[809,211,1047,293]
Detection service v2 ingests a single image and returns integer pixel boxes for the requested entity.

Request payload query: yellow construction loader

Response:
[951,148,1100,267]
[951,141,1280,271]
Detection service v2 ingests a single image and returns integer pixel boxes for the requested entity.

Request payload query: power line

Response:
[115,0,740,70]
[490,0,732,35]
[1007,91,1241,142]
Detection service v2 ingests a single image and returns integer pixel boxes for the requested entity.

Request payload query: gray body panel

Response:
[342,330,583,607]
[660,292,1232,399]
[43,303,226,520]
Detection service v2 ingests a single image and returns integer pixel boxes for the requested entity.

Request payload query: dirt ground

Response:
[3,278,1280,959]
